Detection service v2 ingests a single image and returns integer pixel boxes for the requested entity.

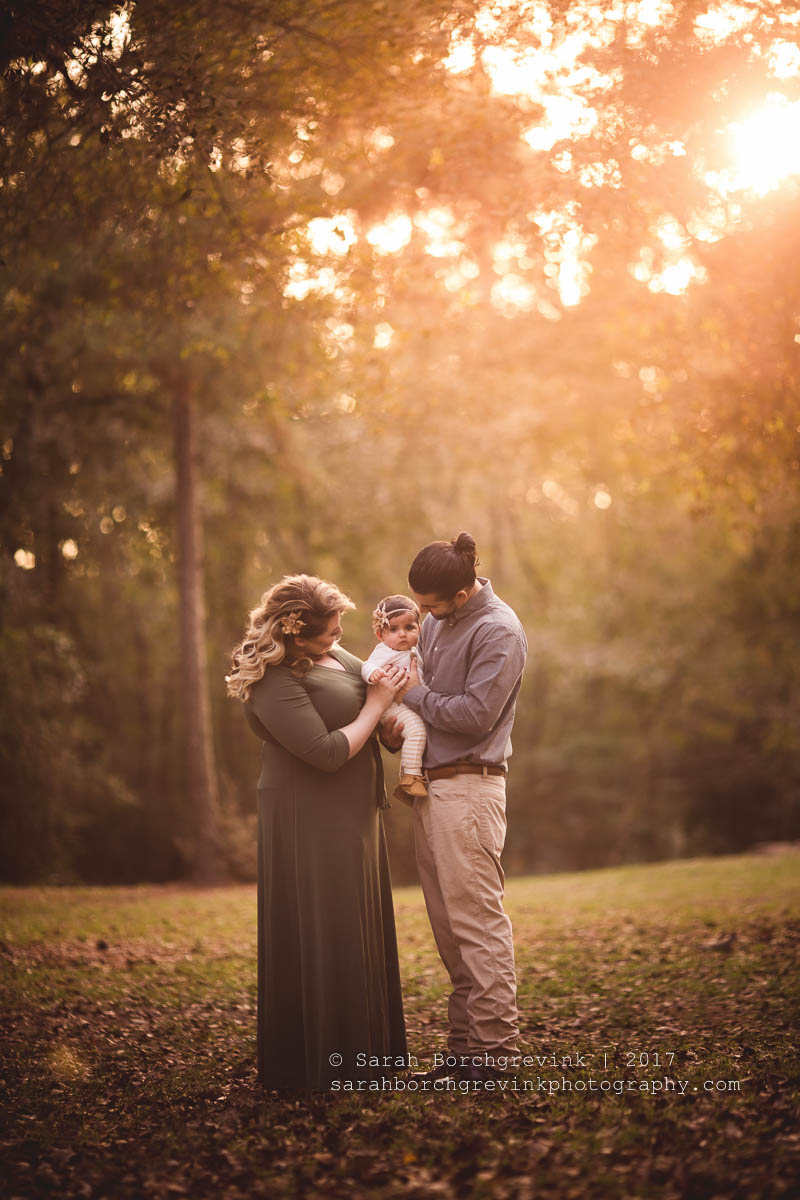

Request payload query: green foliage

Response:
[2,1,800,880]
[0,623,136,881]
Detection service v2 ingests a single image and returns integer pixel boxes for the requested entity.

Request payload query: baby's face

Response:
[381,611,420,652]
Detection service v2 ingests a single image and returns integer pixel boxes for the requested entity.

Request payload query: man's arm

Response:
[403,627,525,736]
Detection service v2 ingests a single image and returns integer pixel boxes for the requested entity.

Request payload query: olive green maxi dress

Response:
[245,645,407,1091]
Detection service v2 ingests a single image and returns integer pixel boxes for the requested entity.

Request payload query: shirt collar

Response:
[448,577,493,625]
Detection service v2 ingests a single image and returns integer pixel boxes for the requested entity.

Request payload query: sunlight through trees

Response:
[2,0,799,882]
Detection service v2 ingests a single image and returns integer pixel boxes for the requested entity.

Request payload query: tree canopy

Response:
[2,0,799,882]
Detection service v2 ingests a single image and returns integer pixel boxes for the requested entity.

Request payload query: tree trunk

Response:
[174,379,219,883]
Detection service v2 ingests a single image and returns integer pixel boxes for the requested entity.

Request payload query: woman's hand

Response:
[367,663,408,712]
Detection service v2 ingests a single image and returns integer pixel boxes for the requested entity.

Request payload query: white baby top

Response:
[361,642,424,684]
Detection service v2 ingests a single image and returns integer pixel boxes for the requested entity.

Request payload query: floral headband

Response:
[279,610,305,637]
[371,607,392,632]
[371,601,419,635]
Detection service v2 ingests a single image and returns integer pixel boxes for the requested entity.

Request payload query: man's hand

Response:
[378,713,405,752]
[394,653,420,700]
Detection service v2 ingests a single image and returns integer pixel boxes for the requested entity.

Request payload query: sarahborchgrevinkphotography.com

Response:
[1,2,799,1198]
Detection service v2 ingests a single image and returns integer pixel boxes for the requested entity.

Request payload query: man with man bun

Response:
[398,531,528,1083]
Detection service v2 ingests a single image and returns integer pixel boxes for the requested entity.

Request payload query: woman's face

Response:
[293,610,343,658]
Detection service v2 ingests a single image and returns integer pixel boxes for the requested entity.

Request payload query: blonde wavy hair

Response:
[226,574,355,701]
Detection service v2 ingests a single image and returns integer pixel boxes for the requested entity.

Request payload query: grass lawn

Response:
[1,851,799,1198]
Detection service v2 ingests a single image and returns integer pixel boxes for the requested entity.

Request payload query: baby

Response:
[361,595,427,803]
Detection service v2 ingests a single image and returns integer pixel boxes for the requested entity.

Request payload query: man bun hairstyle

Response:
[408,530,480,598]
[452,531,477,559]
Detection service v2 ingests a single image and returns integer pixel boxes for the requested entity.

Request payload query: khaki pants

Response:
[413,773,519,1056]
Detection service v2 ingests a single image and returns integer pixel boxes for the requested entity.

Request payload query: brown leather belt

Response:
[426,763,506,782]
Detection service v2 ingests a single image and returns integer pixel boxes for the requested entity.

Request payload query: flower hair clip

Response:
[279,611,306,637]
[371,606,391,632]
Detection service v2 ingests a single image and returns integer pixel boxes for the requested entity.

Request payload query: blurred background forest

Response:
[1,0,798,885]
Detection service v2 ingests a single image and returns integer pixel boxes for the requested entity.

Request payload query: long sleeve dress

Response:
[244,645,407,1090]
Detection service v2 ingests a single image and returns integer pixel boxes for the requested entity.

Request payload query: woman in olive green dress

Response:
[227,574,408,1091]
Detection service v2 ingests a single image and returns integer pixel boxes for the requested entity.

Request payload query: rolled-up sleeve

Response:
[403,627,525,736]
[246,671,350,772]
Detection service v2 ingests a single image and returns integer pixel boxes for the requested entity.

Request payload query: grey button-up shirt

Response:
[403,578,527,770]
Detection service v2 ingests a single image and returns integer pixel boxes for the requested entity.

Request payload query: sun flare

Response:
[725,94,800,197]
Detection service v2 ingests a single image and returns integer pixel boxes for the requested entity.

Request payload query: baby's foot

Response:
[394,773,428,804]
